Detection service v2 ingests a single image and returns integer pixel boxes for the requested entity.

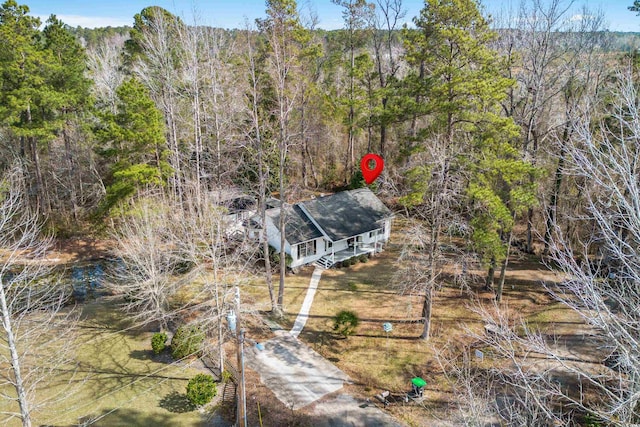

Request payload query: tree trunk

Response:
[277,140,286,315]
[544,131,568,254]
[63,123,79,222]
[260,182,277,313]
[496,257,508,302]
[379,97,387,158]
[485,257,496,291]
[26,103,48,214]
[420,286,433,340]
[0,279,32,427]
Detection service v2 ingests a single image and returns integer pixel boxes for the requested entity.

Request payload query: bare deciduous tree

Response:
[0,166,78,427]
[107,194,184,332]
[458,70,640,426]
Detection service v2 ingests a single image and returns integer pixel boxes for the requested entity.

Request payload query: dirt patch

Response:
[50,237,114,263]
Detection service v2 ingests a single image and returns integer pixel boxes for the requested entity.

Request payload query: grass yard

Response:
[0,299,214,427]
[240,224,580,426]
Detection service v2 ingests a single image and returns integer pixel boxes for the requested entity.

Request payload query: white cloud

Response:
[36,14,132,28]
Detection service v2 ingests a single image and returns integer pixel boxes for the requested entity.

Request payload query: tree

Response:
[0,2,55,213]
[171,186,257,373]
[332,0,374,179]
[241,23,279,314]
[400,0,523,336]
[41,15,93,223]
[87,33,127,114]
[258,0,311,314]
[0,166,77,427]
[542,70,640,424]
[369,0,405,158]
[469,69,640,427]
[126,7,184,202]
[107,195,181,331]
[96,78,171,214]
[493,0,608,254]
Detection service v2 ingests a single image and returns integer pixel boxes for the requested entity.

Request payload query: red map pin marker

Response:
[360,153,384,185]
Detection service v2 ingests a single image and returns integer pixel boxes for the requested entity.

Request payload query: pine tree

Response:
[400,0,536,337]
[0,1,50,212]
[42,15,92,221]
[258,0,312,315]
[97,78,170,214]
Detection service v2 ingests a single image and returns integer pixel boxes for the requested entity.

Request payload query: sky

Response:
[19,0,640,32]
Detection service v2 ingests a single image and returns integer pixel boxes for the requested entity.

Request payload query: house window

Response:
[325,240,333,251]
[369,229,384,238]
[298,240,317,259]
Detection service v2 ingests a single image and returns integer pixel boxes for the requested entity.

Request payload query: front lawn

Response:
[0,299,214,427]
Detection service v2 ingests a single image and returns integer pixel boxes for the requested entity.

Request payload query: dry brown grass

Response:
[240,228,577,426]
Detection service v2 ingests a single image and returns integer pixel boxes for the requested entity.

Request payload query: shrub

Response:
[333,310,359,337]
[269,246,293,268]
[186,374,217,406]
[359,254,368,263]
[151,332,168,354]
[171,324,205,359]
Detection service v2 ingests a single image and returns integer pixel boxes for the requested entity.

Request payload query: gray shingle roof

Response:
[300,188,392,241]
[267,204,323,245]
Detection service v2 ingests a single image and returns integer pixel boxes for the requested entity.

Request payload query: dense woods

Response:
[3,0,640,425]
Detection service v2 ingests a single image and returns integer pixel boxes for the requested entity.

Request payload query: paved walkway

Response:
[290,266,323,338]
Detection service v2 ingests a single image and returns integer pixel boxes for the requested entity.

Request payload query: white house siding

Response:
[290,237,327,268]
[265,215,291,255]
[383,219,392,240]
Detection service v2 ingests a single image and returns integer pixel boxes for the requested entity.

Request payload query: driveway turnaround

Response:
[245,331,349,410]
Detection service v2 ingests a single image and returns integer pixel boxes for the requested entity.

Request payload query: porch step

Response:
[315,256,334,269]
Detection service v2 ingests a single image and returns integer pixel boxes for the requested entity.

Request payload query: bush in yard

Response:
[333,310,359,337]
[151,332,168,354]
[171,324,204,359]
[186,374,217,406]
[359,254,368,263]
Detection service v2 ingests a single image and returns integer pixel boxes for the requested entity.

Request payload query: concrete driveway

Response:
[311,394,405,427]
[246,331,349,410]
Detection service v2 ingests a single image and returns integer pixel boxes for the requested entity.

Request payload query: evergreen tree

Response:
[400,0,537,337]
[42,15,93,221]
[97,78,170,214]
[331,0,374,179]
[0,3,92,215]
[0,1,50,212]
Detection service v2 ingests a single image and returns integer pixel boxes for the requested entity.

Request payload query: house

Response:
[261,188,393,269]
[210,188,256,236]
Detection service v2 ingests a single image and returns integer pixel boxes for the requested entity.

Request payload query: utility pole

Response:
[234,287,247,427]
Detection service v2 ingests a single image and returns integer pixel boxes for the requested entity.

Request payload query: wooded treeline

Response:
[0,0,625,230]
[1,0,638,324]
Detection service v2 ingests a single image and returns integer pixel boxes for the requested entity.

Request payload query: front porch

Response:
[316,242,382,268]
